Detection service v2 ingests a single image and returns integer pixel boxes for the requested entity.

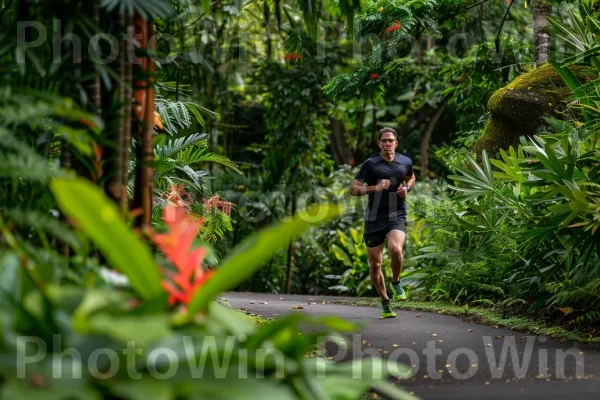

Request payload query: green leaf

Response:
[186,203,344,316]
[481,150,494,185]
[331,244,352,266]
[50,177,163,300]
[202,0,211,14]
[86,313,173,348]
[183,378,296,400]
[0,252,20,305]
[1,380,101,400]
[372,381,420,400]
[208,301,257,336]
[108,379,174,400]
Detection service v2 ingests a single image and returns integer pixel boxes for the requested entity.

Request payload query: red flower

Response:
[204,194,233,217]
[371,73,379,80]
[163,184,192,212]
[284,53,302,60]
[386,20,401,33]
[152,205,213,306]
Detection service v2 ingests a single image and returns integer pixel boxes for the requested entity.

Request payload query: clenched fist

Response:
[376,179,391,191]
[397,185,408,198]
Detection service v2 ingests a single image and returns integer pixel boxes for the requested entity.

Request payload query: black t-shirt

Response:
[354,152,414,233]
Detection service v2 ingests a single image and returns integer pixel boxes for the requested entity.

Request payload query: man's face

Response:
[377,132,397,154]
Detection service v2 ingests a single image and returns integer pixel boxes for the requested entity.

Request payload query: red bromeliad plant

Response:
[151,204,214,306]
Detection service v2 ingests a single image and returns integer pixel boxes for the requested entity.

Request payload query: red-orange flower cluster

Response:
[204,194,233,217]
[163,184,192,212]
[152,205,213,306]
[284,53,302,60]
[386,20,401,33]
[370,73,379,80]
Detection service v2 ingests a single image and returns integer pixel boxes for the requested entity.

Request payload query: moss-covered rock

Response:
[474,63,596,157]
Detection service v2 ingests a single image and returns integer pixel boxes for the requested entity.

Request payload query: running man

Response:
[349,127,416,318]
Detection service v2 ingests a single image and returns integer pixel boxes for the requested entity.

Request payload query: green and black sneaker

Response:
[381,300,396,319]
[392,281,407,302]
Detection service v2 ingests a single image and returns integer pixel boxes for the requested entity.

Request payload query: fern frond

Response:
[3,208,80,249]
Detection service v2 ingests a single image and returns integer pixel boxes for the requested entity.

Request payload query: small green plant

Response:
[0,176,415,399]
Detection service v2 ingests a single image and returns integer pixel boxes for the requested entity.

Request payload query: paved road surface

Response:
[223,292,600,399]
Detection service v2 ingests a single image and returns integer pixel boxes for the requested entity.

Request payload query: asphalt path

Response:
[223,292,600,399]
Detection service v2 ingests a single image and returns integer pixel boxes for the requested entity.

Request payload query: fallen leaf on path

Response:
[416,315,422,318]
[362,340,367,344]
[468,329,473,332]
[392,344,400,347]
[292,306,303,309]
[432,334,438,337]
[250,301,254,304]
[486,344,492,347]
[496,336,503,339]
[560,307,574,314]
[240,307,247,311]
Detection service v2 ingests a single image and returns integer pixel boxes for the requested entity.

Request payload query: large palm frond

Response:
[155,96,217,135]
[100,0,175,19]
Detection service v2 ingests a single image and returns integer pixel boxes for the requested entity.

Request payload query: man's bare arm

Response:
[406,174,416,188]
[350,179,388,196]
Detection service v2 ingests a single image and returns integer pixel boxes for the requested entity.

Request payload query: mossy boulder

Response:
[474,63,596,157]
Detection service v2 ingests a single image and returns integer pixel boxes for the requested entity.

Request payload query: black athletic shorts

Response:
[363,218,407,248]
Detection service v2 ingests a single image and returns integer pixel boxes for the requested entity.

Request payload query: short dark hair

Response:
[378,127,398,140]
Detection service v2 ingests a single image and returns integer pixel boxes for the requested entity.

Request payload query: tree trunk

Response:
[371,103,377,144]
[111,13,134,215]
[264,1,272,59]
[82,0,102,182]
[420,103,446,179]
[329,118,354,165]
[355,100,367,160]
[131,16,156,230]
[532,0,552,66]
[285,190,296,294]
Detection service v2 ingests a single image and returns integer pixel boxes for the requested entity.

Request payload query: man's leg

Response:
[387,229,407,301]
[387,229,406,282]
[366,243,387,300]
[366,239,396,318]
